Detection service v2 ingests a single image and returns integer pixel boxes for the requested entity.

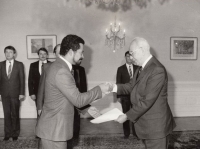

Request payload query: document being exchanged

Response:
[90,108,124,124]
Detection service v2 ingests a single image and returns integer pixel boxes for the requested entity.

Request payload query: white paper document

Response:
[90,108,124,124]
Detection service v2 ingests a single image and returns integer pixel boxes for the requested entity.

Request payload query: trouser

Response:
[121,97,134,137]
[142,135,169,149]
[41,138,67,149]
[2,96,20,138]
[73,107,80,139]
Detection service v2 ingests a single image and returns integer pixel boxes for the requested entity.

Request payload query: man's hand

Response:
[99,82,114,96]
[87,106,101,118]
[115,114,128,123]
[0,95,1,102]
[30,95,36,101]
[38,110,42,116]
[19,95,25,100]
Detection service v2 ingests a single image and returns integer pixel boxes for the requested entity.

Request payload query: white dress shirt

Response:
[39,60,47,75]
[6,59,14,75]
[126,63,133,78]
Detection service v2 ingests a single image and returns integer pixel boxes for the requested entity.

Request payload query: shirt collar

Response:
[6,59,14,65]
[126,63,132,68]
[142,55,152,69]
[40,60,47,64]
[59,56,72,71]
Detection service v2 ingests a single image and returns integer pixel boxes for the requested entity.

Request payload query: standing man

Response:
[116,51,138,139]
[114,37,176,149]
[28,47,50,114]
[72,64,88,140]
[37,45,60,116]
[0,46,25,141]
[36,34,110,149]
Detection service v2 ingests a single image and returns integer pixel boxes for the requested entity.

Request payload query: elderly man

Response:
[113,37,176,149]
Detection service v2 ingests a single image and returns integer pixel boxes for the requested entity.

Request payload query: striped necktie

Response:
[8,62,12,79]
[129,65,132,78]
[41,62,44,75]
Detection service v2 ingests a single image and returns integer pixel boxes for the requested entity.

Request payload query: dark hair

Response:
[37,47,48,55]
[60,34,85,56]
[53,44,61,54]
[125,51,130,56]
[4,46,16,54]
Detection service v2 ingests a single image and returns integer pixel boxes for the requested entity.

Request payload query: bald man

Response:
[114,37,176,149]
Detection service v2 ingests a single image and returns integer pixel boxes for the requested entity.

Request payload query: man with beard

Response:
[36,34,110,149]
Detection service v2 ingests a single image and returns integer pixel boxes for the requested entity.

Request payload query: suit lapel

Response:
[123,64,130,78]
[134,57,155,85]
[2,61,8,80]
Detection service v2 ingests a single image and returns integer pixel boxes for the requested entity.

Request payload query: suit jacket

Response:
[117,56,176,139]
[35,57,102,141]
[37,63,90,111]
[0,60,25,98]
[73,65,87,93]
[37,62,52,110]
[28,60,50,96]
[116,64,138,98]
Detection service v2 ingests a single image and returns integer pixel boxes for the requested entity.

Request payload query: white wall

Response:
[0,0,200,118]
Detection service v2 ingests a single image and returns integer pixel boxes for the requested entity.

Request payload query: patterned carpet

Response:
[0,131,200,149]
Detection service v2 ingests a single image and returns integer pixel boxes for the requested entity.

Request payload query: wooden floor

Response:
[0,117,200,137]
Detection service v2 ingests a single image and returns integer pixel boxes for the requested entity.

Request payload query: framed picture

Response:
[26,35,57,59]
[170,37,198,60]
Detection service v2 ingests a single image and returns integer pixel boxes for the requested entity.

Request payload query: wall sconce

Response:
[105,17,125,52]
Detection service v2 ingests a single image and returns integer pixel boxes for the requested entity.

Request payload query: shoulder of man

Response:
[118,64,126,70]
[30,60,39,66]
[14,60,24,65]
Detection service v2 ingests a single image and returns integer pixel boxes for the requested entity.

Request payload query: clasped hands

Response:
[99,82,114,97]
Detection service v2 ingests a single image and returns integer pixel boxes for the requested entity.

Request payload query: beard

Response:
[73,58,83,66]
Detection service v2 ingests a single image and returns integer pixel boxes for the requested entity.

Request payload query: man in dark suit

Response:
[116,51,138,139]
[114,37,176,149]
[36,34,110,149]
[36,45,59,115]
[72,64,89,139]
[28,47,50,113]
[0,46,25,141]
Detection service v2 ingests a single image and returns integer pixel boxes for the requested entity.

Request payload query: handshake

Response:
[99,82,115,97]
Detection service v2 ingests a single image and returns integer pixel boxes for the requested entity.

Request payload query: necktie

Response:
[41,63,44,75]
[136,67,142,79]
[8,62,12,79]
[129,65,132,78]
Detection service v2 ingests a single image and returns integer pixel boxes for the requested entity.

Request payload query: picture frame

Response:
[26,35,57,59]
[170,37,198,60]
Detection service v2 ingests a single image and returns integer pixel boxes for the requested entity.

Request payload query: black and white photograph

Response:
[0,0,200,149]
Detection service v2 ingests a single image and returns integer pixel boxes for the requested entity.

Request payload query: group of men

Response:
[0,34,176,149]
